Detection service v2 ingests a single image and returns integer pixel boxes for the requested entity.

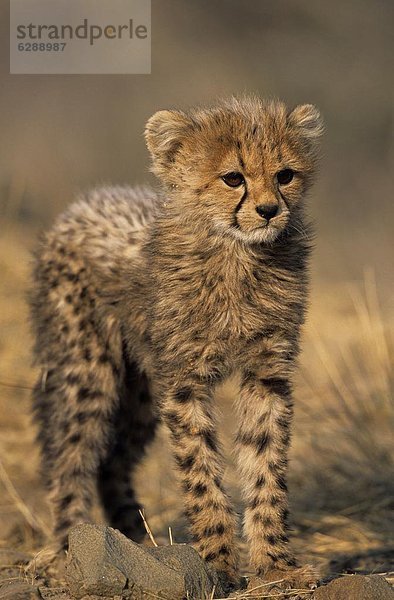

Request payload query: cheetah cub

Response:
[30,97,323,586]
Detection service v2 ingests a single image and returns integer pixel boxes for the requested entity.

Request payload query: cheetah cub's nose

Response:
[255,204,279,221]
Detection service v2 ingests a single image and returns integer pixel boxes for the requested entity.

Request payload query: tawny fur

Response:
[29,96,323,584]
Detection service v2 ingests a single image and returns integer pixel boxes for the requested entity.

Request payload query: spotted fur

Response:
[30,97,323,584]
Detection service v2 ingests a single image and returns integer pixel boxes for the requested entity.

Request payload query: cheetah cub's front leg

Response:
[234,370,318,589]
[160,374,239,583]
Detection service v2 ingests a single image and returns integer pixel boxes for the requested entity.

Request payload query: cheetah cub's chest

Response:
[155,245,296,358]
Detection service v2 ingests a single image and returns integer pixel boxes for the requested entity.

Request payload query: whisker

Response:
[289,222,310,241]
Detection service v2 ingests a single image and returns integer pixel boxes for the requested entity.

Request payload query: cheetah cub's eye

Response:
[277,169,294,185]
[221,172,245,188]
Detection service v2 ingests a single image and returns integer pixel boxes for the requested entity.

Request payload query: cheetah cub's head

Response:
[145,96,323,244]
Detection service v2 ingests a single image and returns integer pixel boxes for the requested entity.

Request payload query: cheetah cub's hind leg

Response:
[97,363,158,541]
[30,240,125,566]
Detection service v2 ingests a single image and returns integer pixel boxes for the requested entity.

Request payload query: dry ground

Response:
[0,220,393,595]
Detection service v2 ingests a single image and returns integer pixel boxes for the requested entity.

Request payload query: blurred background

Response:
[0,0,393,585]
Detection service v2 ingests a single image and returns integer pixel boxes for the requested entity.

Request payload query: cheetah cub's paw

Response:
[249,565,319,594]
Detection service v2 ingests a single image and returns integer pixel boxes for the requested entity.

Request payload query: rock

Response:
[0,580,40,599]
[149,544,225,598]
[39,587,73,599]
[0,550,44,600]
[313,574,394,600]
[65,523,222,599]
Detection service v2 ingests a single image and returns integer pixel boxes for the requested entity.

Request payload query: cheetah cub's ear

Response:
[145,110,191,184]
[288,104,324,140]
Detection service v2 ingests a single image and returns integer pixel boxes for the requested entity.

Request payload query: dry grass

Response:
[290,271,393,572]
[0,220,392,593]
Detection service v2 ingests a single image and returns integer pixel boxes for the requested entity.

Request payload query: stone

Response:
[313,574,394,600]
[148,544,225,598]
[65,523,223,599]
[39,587,73,599]
[0,580,41,599]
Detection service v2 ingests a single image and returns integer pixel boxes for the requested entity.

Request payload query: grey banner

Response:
[10,0,151,74]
